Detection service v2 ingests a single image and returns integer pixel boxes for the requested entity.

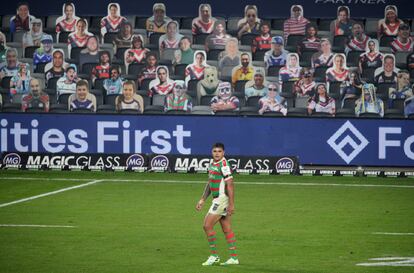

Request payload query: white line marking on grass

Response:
[372,232,414,236]
[0,224,76,228]
[0,177,92,182]
[0,179,104,208]
[357,257,414,267]
[102,179,414,189]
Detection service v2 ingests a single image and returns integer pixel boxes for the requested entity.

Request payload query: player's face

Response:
[18,5,29,18]
[212,147,224,161]
[293,7,301,18]
[334,56,344,68]
[133,38,142,49]
[53,52,63,67]
[154,9,165,21]
[110,6,118,17]
[76,85,88,100]
[101,53,109,64]
[261,24,269,34]
[201,7,210,20]
[352,24,363,37]
[167,23,177,35]
[87,38,98,52]
[123,84,134,100]
[123,25,132,36]
[368,41,375,51]
[254,74,263,86]
[65,5,73,19]
[317,85,327,95]
[195,53,204,65]
[399,28,410,39]
[321,41,331,53]
[307,27,316,37]
[386,11,396,22]
[76,21,86,33]
[338,11,348,22]
[30,79,40,95]
[241,55,249,67]
[216,23,224,34]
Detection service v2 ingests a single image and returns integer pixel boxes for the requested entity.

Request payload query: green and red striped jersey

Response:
[208,158,233,198]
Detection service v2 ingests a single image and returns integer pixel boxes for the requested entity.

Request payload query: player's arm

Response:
[221,164,235,216]
[196,182,210,211]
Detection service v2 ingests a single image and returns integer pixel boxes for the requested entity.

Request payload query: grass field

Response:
[0,170,413,273]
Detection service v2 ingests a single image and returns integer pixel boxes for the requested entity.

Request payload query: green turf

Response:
[0,170,413,273]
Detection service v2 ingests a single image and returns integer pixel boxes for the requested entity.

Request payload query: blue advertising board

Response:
[0,113,413,167]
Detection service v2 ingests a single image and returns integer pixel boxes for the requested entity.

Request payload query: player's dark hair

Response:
[212,143,225,150]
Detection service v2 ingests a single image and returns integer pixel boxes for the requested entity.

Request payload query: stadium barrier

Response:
[0,113,413,167]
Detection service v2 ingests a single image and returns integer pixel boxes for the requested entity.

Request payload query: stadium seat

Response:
[287,107,307,117]
[286,34,304,52]
[115,47,128,60]
[58,31,71,43]
[295,96,310,108]
[215,109,239,116]
[377,82,394,100]
[166,109,189,115]
[267,65,282,77]
[300,50,317,67]
[25,107,46,113]
[282,81,295,94]
[104,94,118,106]
[240,33,258,46]
[128,63,145,75]
[24,46,39,58]
[346,50,364,67]
[49,104,67,113]
[408,113,414,119]
[193,33,209,45]
[227,17,242,33]
[239,106,259,116]
[81,63,98,75]
[263,111,284,117]
[191,105,212,115]
[253,50,266,62]
[361,67,376,83]
[144,105,164,114]
[359,112,382,118]
[58,93,72,105]
[207,49,223,61]
[149,33,162,46]
[200,95,214,106]
[119,108,142,115]
[140,78,152,91]
[125,15,136,28]
[152,94,166,106]
[72,108,95,114]
[328,82,341,96]
[335,108,355,117]
[395,52,410,69]
[246,96,261,107]
[97,104,116,113]
[2,103,21,113]
[333,35,348,52]
[104,33,118,44]
[174,64,187,78]
[342,97,357,109]
[235,80,248,93]
[89,16,101,31]
[271,19,284,31]
[384,108,404,119]
[310,111,333,117]
[318,18,334,31]
[34,62,47,73]
[1,76,12,89]
[135,17,147,29]
[70,47,86,60]
[380,35,395,47]
[160,48,176,62]
[180,17,193,30]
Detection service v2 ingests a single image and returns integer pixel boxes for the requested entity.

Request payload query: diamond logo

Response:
[327,121,369,164]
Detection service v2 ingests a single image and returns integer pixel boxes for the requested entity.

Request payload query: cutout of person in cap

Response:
[68,18,93,54]
[146,3,172,35]
[22,18,44,48]
[218,38,240,71]
[258,82,287,116]
[165,80,192,112]
[283,5,309,42]
[294,68,316,98]
[0,48,20,80]
[91,51,111,82]
[33,34,53,70]
[104,65,124,95]
[298,23,320,55]
[330,6,355,37]
[125,35,150,66]
[22,78,49,112]
[210,82,240,113]
[79,36,100,70]
[232,52,254,86]
[252,21,272,54]
[0,32,8,63]
[69,79,96,112]
[340,69,363,106]
[10,63,31,97]
[264,36,288,69]
[374,54,398,85]
[377,5,404,38]
[244,67,268,98]
[311,38,334,68]
[307,83,336,116]
[355,83,384,117]
[390,23,414,53]
[345,22,369,55]
[358,39,383,73]
[113,22,133,52]
[138,52,158,85]
[57,64,79,99]
[388,70,413,109]
[10,2,35,33]
[192,4,216,35]
[326,53,349,83]
[116,80,144,113]
[159,21,184,52]
[45,49,68,81]
[149,66,175,96]
[100,3,127,37]
[205,20,231,52]
[279,53,301,88]
[56,3,79,35]
[185,50,209,85]
[174,37,194,65]
[237,5,261,39]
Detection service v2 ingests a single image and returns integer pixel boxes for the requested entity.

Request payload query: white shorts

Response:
[208,195,229,216]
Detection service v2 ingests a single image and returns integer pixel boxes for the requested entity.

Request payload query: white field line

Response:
[0,179,104,208]
[372,232,414,236]
[0,177,92,181]
[1,177,414,188]
[0,224,76,228]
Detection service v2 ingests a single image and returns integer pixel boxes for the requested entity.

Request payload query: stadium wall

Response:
[3,0,413,18]
[0,113,413,167]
